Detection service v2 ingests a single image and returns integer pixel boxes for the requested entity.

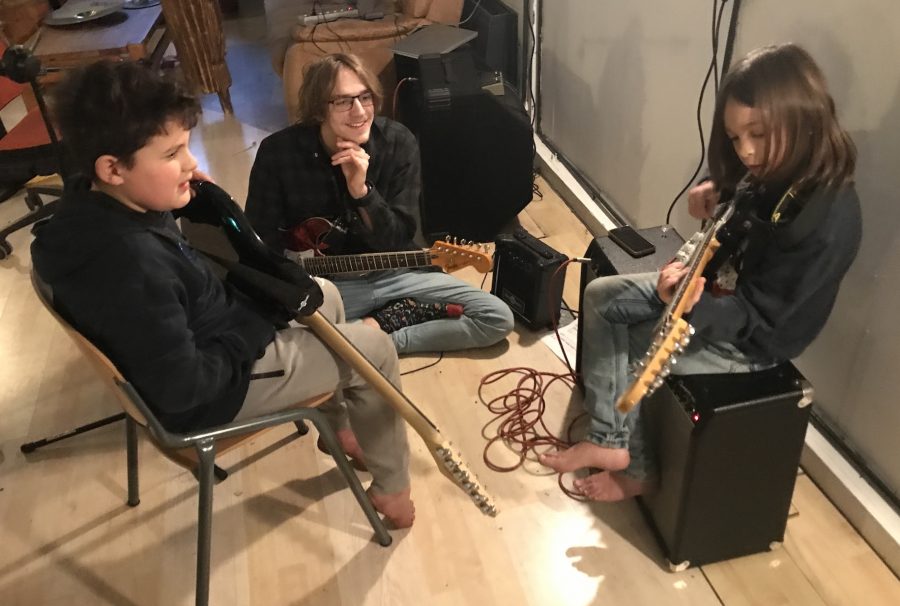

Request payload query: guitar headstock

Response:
[430,441,499,517]
[430,239,494,274]
[615,318,695,413]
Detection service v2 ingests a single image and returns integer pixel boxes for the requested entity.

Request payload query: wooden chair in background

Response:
[160,0,233,113]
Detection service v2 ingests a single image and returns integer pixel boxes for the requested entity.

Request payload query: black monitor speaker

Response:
[461,0,518,88]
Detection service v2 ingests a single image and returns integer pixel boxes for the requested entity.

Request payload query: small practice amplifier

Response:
[491,228,568,329]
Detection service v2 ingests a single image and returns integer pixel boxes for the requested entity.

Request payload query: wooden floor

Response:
[1,2,898,600]
[0,105,897,604]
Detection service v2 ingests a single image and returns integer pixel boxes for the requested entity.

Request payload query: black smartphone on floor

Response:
[608,226,656,258]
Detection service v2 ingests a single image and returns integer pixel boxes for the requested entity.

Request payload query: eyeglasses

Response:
[329,91,375,112]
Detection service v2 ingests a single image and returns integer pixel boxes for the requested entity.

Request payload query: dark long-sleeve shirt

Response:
[691,183,862,362]
[31,189,277,432]
[245,117,421,255]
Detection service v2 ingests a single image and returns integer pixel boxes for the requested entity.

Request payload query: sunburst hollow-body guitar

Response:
[284,217,493,276]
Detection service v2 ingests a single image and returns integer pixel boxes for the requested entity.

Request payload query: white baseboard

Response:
[801,425,900,576]
[533,135,618,235]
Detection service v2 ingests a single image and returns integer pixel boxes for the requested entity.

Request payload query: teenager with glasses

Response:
[245,53,513,355]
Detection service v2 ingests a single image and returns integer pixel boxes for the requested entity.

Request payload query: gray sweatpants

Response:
[236,279,410,494]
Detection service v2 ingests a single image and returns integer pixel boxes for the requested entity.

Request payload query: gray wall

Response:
[540,1,736,230]
[538,0,900,498]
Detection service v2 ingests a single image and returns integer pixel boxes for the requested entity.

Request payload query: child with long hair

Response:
[541,43,861,502]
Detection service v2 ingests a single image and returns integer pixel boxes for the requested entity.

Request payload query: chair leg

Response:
[312,414,393,547]
[0,196,57,241]
[20,412,126,453]
[195,439,216,606]
[126,416,140,507]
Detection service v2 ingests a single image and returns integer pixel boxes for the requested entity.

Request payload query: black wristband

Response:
[348,181,375,208]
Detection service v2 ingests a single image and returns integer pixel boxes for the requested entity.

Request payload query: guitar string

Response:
[307,250,434,274]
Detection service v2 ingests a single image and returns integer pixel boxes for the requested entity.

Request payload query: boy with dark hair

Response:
[31,61,414,527]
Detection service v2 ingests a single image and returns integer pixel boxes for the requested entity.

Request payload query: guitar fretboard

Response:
[300,250,434,275]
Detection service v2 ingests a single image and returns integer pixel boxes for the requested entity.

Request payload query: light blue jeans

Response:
[581,272,769,481]
[334,270,514,354]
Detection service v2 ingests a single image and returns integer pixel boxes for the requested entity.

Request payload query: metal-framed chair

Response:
[30,270,392,606]
[0,41,64,259]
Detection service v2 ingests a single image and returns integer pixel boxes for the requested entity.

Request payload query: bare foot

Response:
[538,441,630,473]
[573,471,652,502]
[318,429,367,471]
[368,486,415,528]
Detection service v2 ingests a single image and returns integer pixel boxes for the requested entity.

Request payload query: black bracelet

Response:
[348,181,375,208]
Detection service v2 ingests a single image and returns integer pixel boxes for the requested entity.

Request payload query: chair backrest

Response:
[0,40,56,183]
[30,270,150,427]
[0,76,26,117]
[0,40,26,110]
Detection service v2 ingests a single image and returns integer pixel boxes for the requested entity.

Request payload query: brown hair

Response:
[709,43,856,194]
[295,53,383,125]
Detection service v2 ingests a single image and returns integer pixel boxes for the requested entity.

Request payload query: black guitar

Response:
[177,181,499,517]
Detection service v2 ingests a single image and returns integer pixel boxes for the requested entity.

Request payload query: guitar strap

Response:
[704,180,802,280]
[773,186,837,248]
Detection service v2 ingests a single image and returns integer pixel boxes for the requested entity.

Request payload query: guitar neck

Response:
[299,250,434,276]
[298,311,498,516]
[669,232,717,319]
[300,312,441,440]
[668,202,735,321]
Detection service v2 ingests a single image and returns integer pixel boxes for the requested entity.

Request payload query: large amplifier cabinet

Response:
[639,363,813,569]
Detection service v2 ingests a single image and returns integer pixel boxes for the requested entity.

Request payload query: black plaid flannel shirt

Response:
[245,117,421,255]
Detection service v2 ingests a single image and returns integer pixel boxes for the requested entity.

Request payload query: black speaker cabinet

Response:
[491,228,568,329]
[639,363,813,570]
[576,226,684,377]
[395,50,534,242]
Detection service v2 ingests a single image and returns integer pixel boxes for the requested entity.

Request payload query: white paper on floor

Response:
[540,319,579,367]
